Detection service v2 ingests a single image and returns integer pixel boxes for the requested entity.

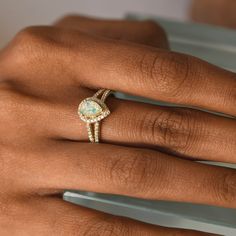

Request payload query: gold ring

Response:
[78,89,111,143]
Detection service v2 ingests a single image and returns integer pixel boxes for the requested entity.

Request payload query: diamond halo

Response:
[78,97,110,124]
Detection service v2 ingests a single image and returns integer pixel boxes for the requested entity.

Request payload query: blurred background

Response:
[0,0,236,48]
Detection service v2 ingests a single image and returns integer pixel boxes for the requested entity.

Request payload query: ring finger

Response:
[51,90,236,163]
[7,196,209,235]
[4,87,235,164]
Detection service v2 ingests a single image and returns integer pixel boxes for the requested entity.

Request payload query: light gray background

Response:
[0,0,191,48]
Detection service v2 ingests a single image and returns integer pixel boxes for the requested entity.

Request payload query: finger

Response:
[72,33,236,117]
[3,87,235,164]
[2,27,236,116]
[3,86,235,165]
[5,196,211,235]
[53,95,236,163]
[14,141,236,209]
[54,15,169,48]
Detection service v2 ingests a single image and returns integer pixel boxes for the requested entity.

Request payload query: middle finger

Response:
[2,26,235,116]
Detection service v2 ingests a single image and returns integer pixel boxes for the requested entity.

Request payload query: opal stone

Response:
[79,100,102,117]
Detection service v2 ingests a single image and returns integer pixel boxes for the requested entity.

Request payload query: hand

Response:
[1,15,235,235]
[191,0,236,28]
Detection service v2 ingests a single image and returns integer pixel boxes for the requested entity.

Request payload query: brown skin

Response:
[0,15,234,235]
[191,0,236,29]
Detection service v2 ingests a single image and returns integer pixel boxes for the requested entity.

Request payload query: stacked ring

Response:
[78,89,111,143]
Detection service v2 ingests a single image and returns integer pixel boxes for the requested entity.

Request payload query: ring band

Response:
[78,89,111,143]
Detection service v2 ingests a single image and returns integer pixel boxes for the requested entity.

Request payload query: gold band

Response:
[78,89,111,143]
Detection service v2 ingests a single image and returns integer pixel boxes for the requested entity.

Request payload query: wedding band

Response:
[78,89,111,143]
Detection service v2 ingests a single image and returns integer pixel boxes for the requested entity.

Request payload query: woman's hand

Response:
[0,15,235,235]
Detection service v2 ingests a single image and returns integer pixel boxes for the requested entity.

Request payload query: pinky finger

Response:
[4,195,217,236]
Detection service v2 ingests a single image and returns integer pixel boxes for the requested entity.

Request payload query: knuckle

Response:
[14,26,55,46]
[56,14,79,24]
[158,110,193,151]
[137,51,191,98]
[13,26,48,51]
[140,109,194,152]
[109,150,159,195]
[3,26,56,68]
[216,172,236,205]
[142,20,165,35]
[14,26,44,42]
[158,52,191,97]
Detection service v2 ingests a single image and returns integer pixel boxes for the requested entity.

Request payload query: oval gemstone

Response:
[79,100,102,117]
